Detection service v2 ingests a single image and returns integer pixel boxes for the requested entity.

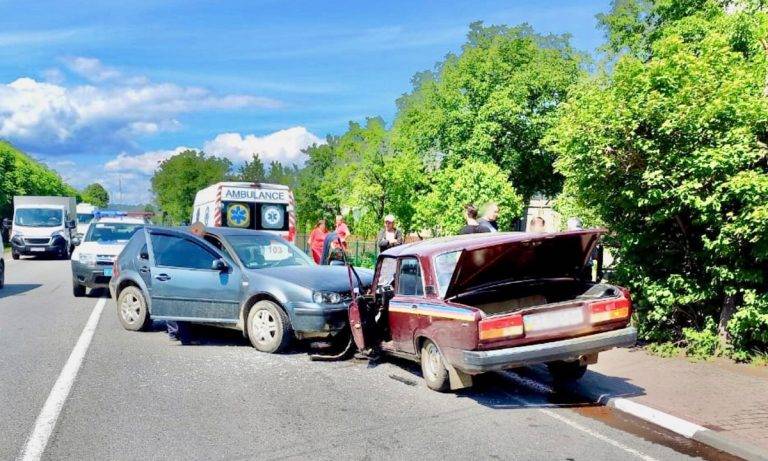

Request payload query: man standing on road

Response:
[376,214,403,252]
[166,221,206,344]
[478,202,499,232]
[459,204,491,235]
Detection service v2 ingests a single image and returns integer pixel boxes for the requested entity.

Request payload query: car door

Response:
[146,230,242,322]
[389,257,425,354]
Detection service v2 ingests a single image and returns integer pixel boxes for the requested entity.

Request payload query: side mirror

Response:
[139,250,149,260]
[2,218,11,229]
[72,237,81,246]
[66,220,76,229]
[212,258,229,272]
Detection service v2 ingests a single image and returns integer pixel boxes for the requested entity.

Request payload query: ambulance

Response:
[191,182,296,242]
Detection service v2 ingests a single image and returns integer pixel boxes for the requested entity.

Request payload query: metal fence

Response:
[295,234,380,261]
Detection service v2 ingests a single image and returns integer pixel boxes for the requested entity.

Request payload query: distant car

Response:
[109,226,373,352]
[71,215,147,297]
[348,230,637,392]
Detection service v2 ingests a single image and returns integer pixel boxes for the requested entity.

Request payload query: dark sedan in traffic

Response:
[109,226,372,352]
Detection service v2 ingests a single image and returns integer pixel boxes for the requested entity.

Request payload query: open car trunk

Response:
[453,280,622,316]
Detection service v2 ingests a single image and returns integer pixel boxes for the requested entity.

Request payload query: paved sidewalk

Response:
[575,347,768,456]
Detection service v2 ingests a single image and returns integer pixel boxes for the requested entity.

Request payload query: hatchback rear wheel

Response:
[117,286,151,331]
[247,300,292,353]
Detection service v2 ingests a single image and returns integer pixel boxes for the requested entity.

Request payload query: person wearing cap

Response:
[377,214,404,252]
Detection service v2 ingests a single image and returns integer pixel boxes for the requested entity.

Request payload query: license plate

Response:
[30,247,45,252]
[103,268,113,277]
[524,307,584,332]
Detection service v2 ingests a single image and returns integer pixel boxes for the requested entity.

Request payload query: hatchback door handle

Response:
[155,273,171,281]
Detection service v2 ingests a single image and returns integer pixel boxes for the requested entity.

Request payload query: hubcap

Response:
[120,293,142,324]
[424,343,442,380]
[251,309,278,345]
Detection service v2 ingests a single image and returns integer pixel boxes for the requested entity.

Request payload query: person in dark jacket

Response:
[458,204,490,235]
[478,202,499,232]
[377,214,404,252]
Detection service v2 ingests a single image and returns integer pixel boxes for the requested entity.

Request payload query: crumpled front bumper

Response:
[455,327,637,374]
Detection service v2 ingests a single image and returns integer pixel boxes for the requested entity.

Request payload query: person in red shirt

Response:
[308,219,328,264]
[334,215,350,250]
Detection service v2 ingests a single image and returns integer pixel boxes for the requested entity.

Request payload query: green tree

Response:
[151,150,231,224]
[392,22,583,201]
[236,154,265,182]
[81,183,109,208]
[414,159,524,236]
[295,138,341,231]
[0,141,78,219]
[548,1,768,355]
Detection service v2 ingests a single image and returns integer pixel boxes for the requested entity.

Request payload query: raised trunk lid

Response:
[444,230,603,300]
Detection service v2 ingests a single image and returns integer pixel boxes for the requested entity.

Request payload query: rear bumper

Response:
[456,326,637,374]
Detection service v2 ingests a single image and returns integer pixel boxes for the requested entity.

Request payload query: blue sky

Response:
[0,0,609,203]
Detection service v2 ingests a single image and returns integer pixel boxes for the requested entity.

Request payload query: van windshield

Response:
[226,234,313,269]
[77,213,94,224]
[15,208,63,227]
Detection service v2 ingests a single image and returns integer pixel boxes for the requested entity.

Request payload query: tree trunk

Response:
[718,295,737,341]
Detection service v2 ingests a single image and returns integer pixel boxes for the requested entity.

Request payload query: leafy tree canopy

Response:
[392,21,583,201]
[151,150,231,224]
[0,141,78,218]
[414,159,524,236]
[549,1,768,355]
[81,183,109,208]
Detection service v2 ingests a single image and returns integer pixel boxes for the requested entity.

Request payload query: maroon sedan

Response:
[348,230,636,392]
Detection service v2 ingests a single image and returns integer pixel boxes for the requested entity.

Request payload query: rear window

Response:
[434,251,461,298]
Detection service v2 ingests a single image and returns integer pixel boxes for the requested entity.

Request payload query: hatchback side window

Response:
[150,234,217,270]
[396,257,424,296]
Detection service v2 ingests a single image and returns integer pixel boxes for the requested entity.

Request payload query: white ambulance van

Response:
[192,182,296,242]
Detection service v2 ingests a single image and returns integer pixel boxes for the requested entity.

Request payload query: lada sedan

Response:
[348,230,636,391]
[110,226,372,352]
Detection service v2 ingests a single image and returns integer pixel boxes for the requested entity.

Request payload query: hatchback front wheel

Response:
[247,300,292,353]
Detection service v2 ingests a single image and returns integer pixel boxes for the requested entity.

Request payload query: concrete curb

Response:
[584,391,768,461]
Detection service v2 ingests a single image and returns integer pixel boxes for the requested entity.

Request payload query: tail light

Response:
[590,298,630,324]
[479,314,524,341]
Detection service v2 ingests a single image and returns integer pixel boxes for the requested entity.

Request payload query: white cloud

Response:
[63,56,121,82]
[98,126,323,203]
[203,126,323,164]
[0,58,281,154]
[105,146,191,176]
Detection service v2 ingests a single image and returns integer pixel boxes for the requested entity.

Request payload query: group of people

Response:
[308,214,406,265]
[459,202,500,234]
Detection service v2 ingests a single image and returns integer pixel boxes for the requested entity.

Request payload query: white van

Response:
[192,182,296,242]
[76,203,97,237]
[6,196,77,259]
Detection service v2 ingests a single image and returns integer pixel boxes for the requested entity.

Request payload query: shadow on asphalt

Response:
[0,283,42,297]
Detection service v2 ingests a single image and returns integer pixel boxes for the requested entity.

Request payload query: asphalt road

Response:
[0,256,738,460]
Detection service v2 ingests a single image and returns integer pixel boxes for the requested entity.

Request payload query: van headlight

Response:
[312,291,342,304]
[78,253,97,267]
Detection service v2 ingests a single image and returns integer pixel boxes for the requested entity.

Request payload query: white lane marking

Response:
[499,372,658,461]
[19,298,107,461]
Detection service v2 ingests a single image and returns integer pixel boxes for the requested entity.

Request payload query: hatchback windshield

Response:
[226,234,313,269]
[15,208,63,227]
[434,250,461,297]
[85,222,144,243]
